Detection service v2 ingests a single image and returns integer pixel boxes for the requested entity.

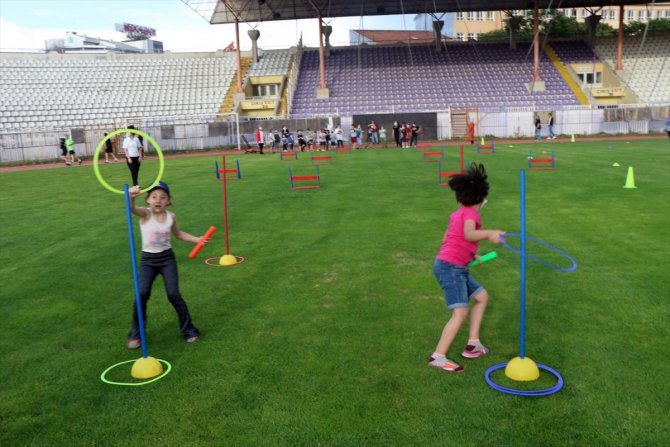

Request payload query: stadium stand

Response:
[0,51,237,130]
[289,43,581,118]
[594,36,670,104]
[246,49,294,77]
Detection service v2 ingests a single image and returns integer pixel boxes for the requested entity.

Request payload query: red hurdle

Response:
[528,149,556,170]
[438,145,465,185]
[289,166,321,190]
[477,139,496,154]
[336,146,352,154]
[280,151,298,161]
[311,155,332,166]
[215,158,241,180]
[423,150,444,162]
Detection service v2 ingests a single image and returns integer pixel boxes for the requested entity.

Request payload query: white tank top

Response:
[140,209,173,253]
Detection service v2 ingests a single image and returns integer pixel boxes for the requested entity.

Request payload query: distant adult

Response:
[369,120,379,144]
[666,114,670,139]
[255,126,265,154]
[547,113,556,139]
[104,133,119,163]
[534,117,542,141]
[410,122,420,147]
[393,121,401,147]
[123,128,142,186]
[468,121,475,145]
[334,124,344,148]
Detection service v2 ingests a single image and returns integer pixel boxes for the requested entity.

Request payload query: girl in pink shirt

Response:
[428,163,505,373]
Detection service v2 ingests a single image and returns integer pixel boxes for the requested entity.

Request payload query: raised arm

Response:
[128,186,149,218]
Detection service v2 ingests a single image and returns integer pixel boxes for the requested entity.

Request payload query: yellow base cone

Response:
[480,137,485,145]
[623,166,637,189]
[571,134,575,143]
[219,254,238,266]
[131,356,164,379]
[505,356,540,381]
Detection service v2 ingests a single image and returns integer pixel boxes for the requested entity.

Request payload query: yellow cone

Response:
[480,137,485,145]
[623,166,637,189]
[505,356,540,381]
[571,134,575,143]
[219,254,238,266]
[131,356,164,379]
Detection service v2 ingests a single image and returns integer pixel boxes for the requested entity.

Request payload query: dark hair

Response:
[448,163,489,206]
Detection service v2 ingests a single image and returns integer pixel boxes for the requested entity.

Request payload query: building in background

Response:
[415,4,670,42]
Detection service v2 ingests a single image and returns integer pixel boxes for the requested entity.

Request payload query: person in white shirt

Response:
[123,127,142,186]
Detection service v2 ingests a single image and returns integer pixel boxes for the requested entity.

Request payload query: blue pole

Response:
[215,160,220,180]
[236,160,241,179]
[124,184,148,359]
[519,170,526,359]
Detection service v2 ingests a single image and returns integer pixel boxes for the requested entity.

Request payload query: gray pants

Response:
[129,249,199,340]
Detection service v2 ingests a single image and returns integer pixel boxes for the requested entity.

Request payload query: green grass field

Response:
[1,139,668,446]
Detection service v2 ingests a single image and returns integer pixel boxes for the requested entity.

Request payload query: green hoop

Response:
[100,358,172,386]
[93,128,164,194]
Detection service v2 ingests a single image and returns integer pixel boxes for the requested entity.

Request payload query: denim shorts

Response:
[433,258,484,310]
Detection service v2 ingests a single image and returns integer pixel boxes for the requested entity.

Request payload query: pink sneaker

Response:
[428,356,464,373]
[461,341,489,358]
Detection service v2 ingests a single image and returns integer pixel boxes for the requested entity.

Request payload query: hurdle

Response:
[311,155,332,166]
[423,150,444,162]
[437,145,465,185]
[336,146,352,154]
[280,151,298,161]
[477,139,496,154]
[215,158,241,180]
[416,143,431,151]
[528,149,556,170]
[289,165,321,190]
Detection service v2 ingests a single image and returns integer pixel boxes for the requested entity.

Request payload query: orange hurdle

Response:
[311,155,332,166]
[289,166,321,190]
[280,151,298,161]
[336,146,352,154]
[438,145,466,185]
[528,149,556,170]
[423,150,444,162]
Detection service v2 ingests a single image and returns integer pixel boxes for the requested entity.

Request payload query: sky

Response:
[0,0,418,52]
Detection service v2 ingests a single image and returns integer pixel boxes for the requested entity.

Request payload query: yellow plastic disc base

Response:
[219,254,238,266]
[505,356,540,381]
[131,356,165,379]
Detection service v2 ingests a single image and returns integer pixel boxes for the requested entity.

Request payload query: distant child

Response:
[379,126,387,148]
[59,137,71,166]
[66,136,83,165]
[127,182,204,348]
[297,130,307,151]
[534,116,542,141]
[255,126,265,154]
[428,163,505,372]
[104,133,119,163]
[350,126,357,149]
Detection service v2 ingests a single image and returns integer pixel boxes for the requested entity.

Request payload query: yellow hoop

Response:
[93,128,164,194]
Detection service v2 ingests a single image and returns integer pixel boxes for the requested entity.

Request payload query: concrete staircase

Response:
[219,56,251,114]
[543,44,589,105]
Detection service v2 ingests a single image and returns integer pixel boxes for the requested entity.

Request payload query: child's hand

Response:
[198,236,208,246]
[488,230,506,244]
[129,186,141,198]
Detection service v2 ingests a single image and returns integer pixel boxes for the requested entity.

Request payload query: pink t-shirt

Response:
[436,206,481,267]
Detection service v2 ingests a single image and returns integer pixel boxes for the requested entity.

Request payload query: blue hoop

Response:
[485,362,564,396]
[500,233,577,273]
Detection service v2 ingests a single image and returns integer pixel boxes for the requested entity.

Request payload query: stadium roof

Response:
[182,1,651,25]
